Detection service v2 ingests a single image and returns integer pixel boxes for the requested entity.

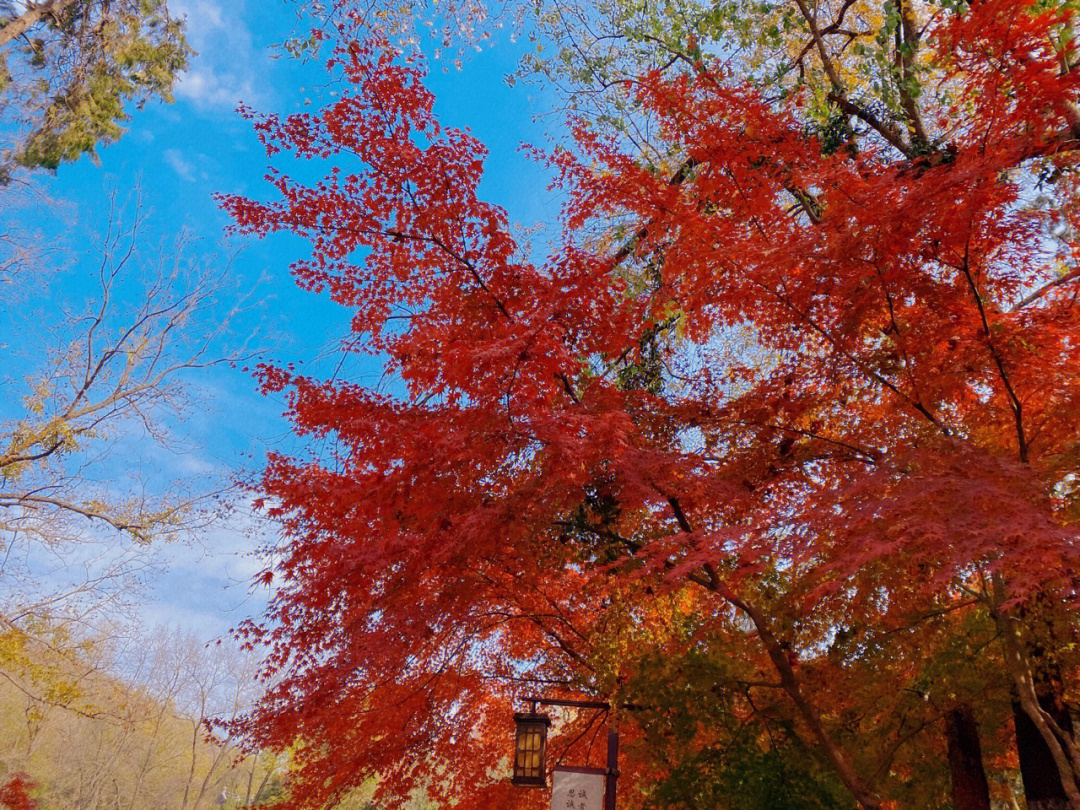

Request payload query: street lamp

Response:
[511,697,619,810]
[512,711,552,787]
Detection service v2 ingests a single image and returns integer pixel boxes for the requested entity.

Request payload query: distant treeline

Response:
[0,623,282,810]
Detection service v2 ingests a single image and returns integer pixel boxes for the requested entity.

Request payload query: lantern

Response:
[512,711,551,787]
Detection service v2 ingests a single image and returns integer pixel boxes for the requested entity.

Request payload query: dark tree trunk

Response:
[1014,684,1075,810]
[945,704,991,810]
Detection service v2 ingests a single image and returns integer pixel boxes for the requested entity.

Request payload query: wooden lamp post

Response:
[511,697,618,810]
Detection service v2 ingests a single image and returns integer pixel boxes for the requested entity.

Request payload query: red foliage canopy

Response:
[221,2,1080,806]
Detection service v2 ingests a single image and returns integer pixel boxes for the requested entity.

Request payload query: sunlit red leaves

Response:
[225,6,1080,807]
[936,0,1080,148]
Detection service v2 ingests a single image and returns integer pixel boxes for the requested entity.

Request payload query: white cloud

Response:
[171,0,267,111]
[186,0,226,32]
[164,496,276,586]
[164,148,196,182]
[175,69,256,110]
[143,494,276,640]
[172,0,230,46]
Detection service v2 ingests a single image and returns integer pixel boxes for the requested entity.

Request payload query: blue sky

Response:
[14,0,565,642]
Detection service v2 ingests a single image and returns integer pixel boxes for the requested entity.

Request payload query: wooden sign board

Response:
[551,766,605,810]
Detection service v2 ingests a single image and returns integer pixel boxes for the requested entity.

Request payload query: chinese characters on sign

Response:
[551,767,605,810]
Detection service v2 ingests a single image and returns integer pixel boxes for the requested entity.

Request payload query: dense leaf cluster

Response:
[223,1,1080,807]
[0,0,189,179]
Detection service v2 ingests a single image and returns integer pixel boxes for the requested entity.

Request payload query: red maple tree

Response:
[221,2,1080,806]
